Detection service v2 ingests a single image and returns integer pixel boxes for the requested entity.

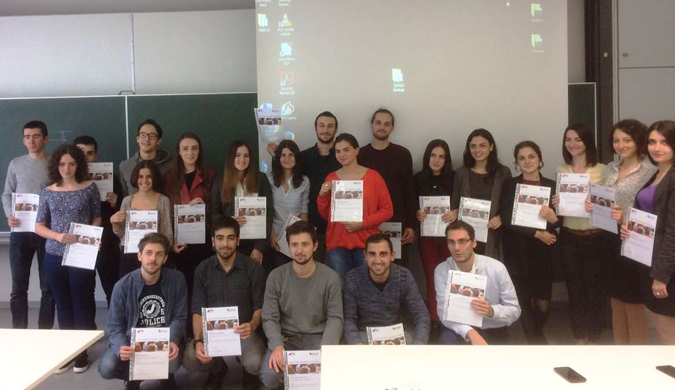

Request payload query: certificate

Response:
[87,162,114,201]
[124,210,158,253]
[443,270,488,328]
[556,173,590,217]
[590,184,618,234]
[202,307,241,357]
[378,222,402,259]
[11,193,39,233]
[621,208,657,267]
[129,327,170,381]
[61,223,103,270]
[235,197,267,239]
[254,107,284,144]
[284,350,321,390]
[174,204,206,244]
[366,323,406,345]
[512,184,550,229]
[331,180,363,222]
[458,197,490,243]
[419,196,451,237]
[278,214,303,258]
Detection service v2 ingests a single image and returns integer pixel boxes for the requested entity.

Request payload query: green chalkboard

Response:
[568,83,597,136]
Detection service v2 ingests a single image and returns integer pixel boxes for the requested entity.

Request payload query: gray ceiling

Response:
[0,0,255,16]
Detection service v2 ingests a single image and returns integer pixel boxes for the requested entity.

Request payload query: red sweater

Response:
[317,169,394,251]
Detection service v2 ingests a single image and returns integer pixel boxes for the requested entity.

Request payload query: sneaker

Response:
[73,352,89,373]
[124,380,141,390]
[55,359,74,375]
[204,362,228,390]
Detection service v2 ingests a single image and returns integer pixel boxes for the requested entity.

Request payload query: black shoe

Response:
[160,373,176,390]
[204,362,228,390]
[242,369,261,390]
[124,380,141,390]
[73,351,89,373]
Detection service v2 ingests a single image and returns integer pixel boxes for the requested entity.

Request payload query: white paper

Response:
[61,223,103,270]
[174,204,206,244]
[378,222,402,259]
[443,270,488,327]
[419,196,451,237]
[590,184,618,234]
[11,193,39,233]
[512,184,550,229]
[88,162,114,202]
[129,327,170,381]
[366,323,406,345]
[556,173,590,217]
[235,197,267,239]
[202,307,242,357]
[278,214,303,258]
[621,208,657,267]
[330,180,363,222]
[255,107,284,144]
[284,350,321,390]
[124,210,158,254]
[458,197,490,243]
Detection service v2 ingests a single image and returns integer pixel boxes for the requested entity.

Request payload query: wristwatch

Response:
[192,339,203,348]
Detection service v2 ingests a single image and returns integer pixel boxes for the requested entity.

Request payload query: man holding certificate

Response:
[434,221,520,345]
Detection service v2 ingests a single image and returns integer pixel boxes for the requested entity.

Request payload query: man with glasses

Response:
[119,119,174,196]
[434,220,520,345]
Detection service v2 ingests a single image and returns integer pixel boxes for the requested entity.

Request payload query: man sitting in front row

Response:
[261,221,343,388]
[434,221,520,345]
[99,233,187,390]
[343,233,430,344]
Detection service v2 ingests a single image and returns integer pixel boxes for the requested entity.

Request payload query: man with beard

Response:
[260,221,343,388]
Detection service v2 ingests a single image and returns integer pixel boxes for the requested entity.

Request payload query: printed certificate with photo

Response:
[129,327,170,381]
[512,184,550,229]
[124,210,158,254]
[378,222,402,259]
[235,197,267,239]
[330,180,364,222]
[556,173,590,217]
[419,196,451,237]
[61,223,103,270]
[443,270,488,328]
[278,214,303,258]
[284,350,321,390]
[590,184,618,234]
[202,306,241,357]
[254,106,284,144]
[458,197,491,243]
[621,208,657,267]
[366,323,406,345]
[174,204,206,244]
[88,162,114,201]
[11,193,39,233]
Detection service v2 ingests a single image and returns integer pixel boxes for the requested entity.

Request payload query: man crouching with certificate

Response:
[434,221,521,345]
[99,233,186,390]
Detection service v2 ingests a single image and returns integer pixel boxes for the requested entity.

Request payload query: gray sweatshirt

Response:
[119,150,174,196]
[2,155,50,218]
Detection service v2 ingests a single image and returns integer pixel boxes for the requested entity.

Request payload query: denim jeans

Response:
[9,232,54,329]
[325,247,366,286]
[99,344,182,381]
[44,252,96,330]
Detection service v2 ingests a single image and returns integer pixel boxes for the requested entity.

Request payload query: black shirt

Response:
[137,275,167,328]
[185,171,197,191]
[299,144,340,234]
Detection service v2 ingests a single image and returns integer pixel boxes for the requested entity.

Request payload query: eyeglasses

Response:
[448,239,471,246]
[138,132,159,140]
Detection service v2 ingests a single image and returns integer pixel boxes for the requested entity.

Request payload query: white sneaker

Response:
[55,359,74,375]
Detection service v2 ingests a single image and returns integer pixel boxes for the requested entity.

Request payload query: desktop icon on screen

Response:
[531,3,543,18]
[280,72,295,87]
[392,68,404,83]
[279,14,293,28]
[281,101,295,116]
[280,42,293,57]
[258,14,269,28]
[531,34,543,49]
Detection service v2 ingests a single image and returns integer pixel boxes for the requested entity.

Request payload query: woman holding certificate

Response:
[318,133,393,285]
[500,141,559,344]
[35,144,101,373]
[112,161,173,277]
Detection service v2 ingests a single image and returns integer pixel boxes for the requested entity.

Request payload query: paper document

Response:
[458,197,490,243]
[284,350,321,390]
[419,196,451,237]
[443,270,488,327]
[11,193,39,233]
[235,197,267,239]
[366,323,406,345]
[378,222,402,259]
[330,180,363,222]
[124,211,158,253]
[621,208,657,267]
[254,107,284,144]
[88,162,114,201]
[62,223,103,270]
[590,184,618,234]
[556,173,590,217]
[174,204,206,244]
[278,214,303,258]
[512,184,550,229]
[202,307,242,357]
[129,327,170,381]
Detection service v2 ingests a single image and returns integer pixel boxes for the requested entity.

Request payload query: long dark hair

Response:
[562,123,598,166]
[220,140,258,203]
[463,128,501,176]
[47,144,89,184]
[647,120,675,165]
[418,139,453,193]
[169,132,211,204]
[272,140,303,188]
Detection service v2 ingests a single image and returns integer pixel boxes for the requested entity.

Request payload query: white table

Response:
[0,329,104,390]
[321,345,675,389]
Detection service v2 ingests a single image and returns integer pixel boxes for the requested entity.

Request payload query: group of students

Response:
[3,109,675,389]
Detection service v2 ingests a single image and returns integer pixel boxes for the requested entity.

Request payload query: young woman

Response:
[500,141,560,344]
[35,144,101,373]
[414,139,454,326]
[112,161,173,277]
[317,133,393,285]
[621,120,675,345]
[552,123,606,344]
[210,140,273,265]
[268,140,310,268]
[451,129,511,258]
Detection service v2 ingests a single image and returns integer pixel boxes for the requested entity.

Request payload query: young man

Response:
[1,120,54,329]
[99,233,186,390]
[434,221,521,345]
[343,233,430,345]
[183,217,266,390]
[119,119,174,196]
[261,220,343,388]
[74,135,123,307]
[358,109,416,267]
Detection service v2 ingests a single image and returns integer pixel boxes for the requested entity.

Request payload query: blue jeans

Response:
[44,252,96,330]
[99,344,182,381]
[325,247,366,285]
[9,232,54,329]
